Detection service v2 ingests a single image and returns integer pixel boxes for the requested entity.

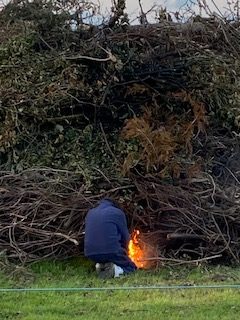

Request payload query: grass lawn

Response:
[1,258,240,319]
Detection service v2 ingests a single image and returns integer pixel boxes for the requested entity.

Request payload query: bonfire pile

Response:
[0,0,240,265]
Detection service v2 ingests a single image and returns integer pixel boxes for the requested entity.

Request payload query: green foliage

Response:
[1,0,240,181]
[188,56,240,128]
[1,0,70,34]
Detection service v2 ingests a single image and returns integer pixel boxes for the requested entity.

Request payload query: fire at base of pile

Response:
[128,230,157,269]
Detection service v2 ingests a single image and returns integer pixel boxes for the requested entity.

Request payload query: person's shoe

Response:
[95,263,102,273]
[114,265,124,278]
[96,262,115,279]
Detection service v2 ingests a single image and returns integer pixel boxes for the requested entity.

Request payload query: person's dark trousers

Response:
[88,252,137,273]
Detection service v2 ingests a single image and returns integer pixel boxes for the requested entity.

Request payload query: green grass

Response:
[1,258,240,319]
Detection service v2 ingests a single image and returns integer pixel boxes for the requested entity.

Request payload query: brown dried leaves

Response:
[121,91,208,175]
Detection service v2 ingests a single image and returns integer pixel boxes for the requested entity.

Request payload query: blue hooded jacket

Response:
[84,199,130,256]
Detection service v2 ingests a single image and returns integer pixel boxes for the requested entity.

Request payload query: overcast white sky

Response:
[0,0,231,13]
[0,0,234,20]
[98,0,232,19]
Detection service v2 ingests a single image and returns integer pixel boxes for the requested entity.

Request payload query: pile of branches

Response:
[0,0,240,264]
[0,168,134,262]
[1,130,239,264]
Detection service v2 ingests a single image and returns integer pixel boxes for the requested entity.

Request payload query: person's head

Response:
[100,198,120,208]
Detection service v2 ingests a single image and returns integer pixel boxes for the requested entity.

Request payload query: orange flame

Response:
[128,229,144,268]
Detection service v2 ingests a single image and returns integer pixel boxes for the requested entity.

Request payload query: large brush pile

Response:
[0,0,240,264]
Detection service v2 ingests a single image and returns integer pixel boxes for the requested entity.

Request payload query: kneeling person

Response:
[84,199,137,279]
